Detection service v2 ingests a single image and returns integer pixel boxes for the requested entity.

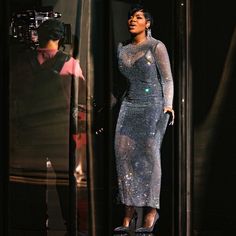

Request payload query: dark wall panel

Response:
[192,0,236,235]
[0,0,9,235]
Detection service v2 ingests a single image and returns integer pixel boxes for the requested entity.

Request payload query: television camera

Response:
[9,9,71,48]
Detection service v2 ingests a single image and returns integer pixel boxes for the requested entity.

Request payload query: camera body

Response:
[9,9,71,48]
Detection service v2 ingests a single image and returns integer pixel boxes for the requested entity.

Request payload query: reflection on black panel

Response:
[9,41,73,234]
[7,1,89,235]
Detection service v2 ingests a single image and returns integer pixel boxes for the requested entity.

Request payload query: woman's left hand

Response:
[164,107,175,125]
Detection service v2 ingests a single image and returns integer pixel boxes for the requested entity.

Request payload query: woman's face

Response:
[128,11,150,35]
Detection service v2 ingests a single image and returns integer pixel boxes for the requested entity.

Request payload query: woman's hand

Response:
[164,107,175,125]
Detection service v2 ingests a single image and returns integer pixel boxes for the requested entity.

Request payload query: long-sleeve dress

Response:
[115,36,174,209]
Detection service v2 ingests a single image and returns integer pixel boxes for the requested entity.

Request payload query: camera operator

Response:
[9,18,85,235]
[36,18,84,80]
[37,19,85,235]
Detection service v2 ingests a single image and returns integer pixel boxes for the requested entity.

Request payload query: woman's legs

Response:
[114,205,136,232]
[142,207,158,228]
[135,207,159,233]
[122,205,136,227]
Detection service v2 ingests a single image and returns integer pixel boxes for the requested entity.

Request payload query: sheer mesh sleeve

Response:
[154,41,174,108]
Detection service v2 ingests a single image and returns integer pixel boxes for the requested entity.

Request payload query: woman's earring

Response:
[147,28,152,38]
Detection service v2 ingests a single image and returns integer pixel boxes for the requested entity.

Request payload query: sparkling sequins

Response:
[115,37,173,208]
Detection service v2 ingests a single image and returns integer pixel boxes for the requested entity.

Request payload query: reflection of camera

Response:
[9,9,71,47]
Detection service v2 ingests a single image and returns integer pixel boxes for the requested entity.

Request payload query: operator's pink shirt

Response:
[37,48,85,146]
[37,48,85,80]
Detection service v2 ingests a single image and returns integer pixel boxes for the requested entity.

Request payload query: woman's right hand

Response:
[164,107,175,125]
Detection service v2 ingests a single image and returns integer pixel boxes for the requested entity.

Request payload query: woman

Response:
[114,4,174,233]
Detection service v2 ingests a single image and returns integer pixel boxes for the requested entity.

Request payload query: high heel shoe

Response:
[135,212,159,233]
[114,212,138,233]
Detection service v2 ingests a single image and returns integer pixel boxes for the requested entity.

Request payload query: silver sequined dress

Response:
[115,37,174,209]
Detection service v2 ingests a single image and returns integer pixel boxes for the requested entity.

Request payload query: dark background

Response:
[0,0,9,235]
[192,0,236,235]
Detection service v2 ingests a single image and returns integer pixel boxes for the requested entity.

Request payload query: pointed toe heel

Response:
[114,212,137,234]
[114,225,130,233]
[135,212,159,233]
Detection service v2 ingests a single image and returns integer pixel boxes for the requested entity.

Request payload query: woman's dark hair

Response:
[128,4,153,28]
